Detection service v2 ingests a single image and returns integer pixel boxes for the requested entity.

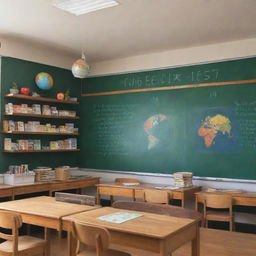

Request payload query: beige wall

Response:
[90,37,256,76]
[1,37,256,75]
[0,37,77,69]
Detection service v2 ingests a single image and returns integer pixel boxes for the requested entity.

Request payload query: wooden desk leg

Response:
[96,188,101,205]
[44,227,51,256]
[181,193,185,208]
[68,231,76,256]
[110,195,114,205]
[191,224,200,256]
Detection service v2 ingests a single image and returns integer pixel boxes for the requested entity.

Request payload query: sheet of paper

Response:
[154,185,179,190]
[122,182,140,186]
[97,212,143,224]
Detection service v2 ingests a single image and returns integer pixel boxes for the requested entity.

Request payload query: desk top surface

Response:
[97,182,201,192]
[196,191,256,198]
[0,177,100,190]
[0,196,100,218]
[63,206,198,239]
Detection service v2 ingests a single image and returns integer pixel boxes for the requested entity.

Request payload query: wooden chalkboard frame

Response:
[82,79,256,97]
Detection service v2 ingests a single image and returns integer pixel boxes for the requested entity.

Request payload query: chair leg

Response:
[110,195,114,205]
[205,220,208,228]
[26,224,31,235]
[58,230,62,239]
[230,221,233,232]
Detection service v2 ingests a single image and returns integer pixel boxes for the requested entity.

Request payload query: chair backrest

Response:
[143,189,171,204]
[115,178,140,184]
[204,194,232,209]
[0,211,22,254]
[112,201,202,220]
[55,192,96,206]
[72,222,110,256]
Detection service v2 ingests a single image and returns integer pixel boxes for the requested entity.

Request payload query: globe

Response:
[72,58,90,78]
[35,72,53,90]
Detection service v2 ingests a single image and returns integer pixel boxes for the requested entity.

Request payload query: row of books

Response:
[5,103,76,117]
[4,138,77,151]
[3,120,78,133]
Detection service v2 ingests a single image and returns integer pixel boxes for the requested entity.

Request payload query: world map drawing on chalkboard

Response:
[144,114,167,150]
[198,114,232,148]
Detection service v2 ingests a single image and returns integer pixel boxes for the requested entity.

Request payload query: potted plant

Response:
[10,82,19,94]
[64,89,70,100]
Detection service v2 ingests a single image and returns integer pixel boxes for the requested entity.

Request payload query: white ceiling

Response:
[0,0,256,62]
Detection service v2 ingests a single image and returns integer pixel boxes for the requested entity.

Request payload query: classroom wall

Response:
[0,37,77,69]
[82,37,256,190]
[0,57,81,172]
[90,37,256,76]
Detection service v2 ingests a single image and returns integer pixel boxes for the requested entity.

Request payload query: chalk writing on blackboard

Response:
[234,101,256,150]
[121,69,220,90]
[92,103,138,156]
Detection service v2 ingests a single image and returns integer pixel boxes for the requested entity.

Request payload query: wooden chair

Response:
[72,221,131,256]
[113,201,202,220]
[55,192,97,239]
[0,210,48,256]
[203,194,233,231]
[55,192,96,206]
[143,189,171,204]
[115,178,140,184]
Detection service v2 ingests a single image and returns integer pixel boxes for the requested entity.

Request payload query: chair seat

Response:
[0,235,47,253]
[206,210,231,221]
[77,247,131,256]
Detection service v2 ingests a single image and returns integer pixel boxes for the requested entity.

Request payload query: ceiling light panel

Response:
[53,0,119,16]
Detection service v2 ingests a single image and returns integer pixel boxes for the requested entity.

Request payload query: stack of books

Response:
[173,172,193,188]
[34,167,56,182]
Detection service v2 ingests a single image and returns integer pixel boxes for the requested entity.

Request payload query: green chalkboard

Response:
[80,57,256,180]
[0,57,81,172]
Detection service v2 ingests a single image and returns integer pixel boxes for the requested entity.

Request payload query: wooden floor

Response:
[49,228,256,256]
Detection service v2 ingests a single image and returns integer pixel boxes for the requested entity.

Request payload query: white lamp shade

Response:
[72,58,90,78]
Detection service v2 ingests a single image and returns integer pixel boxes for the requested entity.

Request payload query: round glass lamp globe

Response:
[35,72,54,90]
[72,59,90,78]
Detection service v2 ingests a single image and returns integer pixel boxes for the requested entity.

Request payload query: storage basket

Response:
[55,166,70,180]
[4,173,35,185]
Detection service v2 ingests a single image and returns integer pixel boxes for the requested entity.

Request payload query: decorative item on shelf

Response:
[35,72,54,90]
[20,87,30,96]
[10,82,19,94]
[57,92,65,100]
[64,89,70,100]
[71,52,90,78]
[32,92,40,97]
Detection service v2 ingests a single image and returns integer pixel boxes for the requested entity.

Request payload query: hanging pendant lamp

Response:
[71,52,90,78]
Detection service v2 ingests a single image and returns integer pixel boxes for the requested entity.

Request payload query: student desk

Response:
[62,207,200,256]
[195,191,256,211]
[0,196,101,255]
[0,177,100,200]
[96,183,201,208]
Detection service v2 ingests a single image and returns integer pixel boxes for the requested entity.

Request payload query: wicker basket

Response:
[55,167,70,180]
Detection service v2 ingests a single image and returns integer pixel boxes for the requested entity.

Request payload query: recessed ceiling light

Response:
[52,0,119,16]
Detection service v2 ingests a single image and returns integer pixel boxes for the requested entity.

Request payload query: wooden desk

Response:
[62,207,200,256]
[97,183,201,208]
[0,196,101,255]
[173,228,256,256]
[0,184,13,198]
[195,191,256,211]
[0,177,100,200]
